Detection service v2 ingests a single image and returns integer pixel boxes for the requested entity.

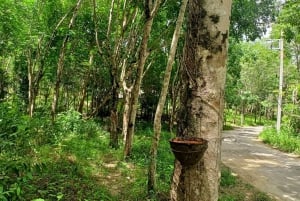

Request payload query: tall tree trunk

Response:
[148,0,188,192]
[169,61,181,132]
[109,89,119,148]
[27,6,71,117]
[27,37,44,117]
[27,50,35,117]
[122,88,131,141]
[107,0,121,149]
[123,0,162,158]
[120,15,139,142]
[51,0,82,122]
[170,0,232,200]
[78,53,93,114]
[109,63,119,148]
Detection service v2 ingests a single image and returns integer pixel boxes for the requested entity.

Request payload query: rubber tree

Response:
[170,0,232,200]
[147,0,188,193]
[51,0,83,122]
[123,0,161,158]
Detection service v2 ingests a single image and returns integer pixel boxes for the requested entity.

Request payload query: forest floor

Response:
[222,126,300,201]
[2,119,290,201]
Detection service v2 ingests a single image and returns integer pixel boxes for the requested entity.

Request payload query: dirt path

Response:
[221,126,300,201]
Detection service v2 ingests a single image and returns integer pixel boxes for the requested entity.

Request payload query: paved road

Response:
[221,126,300,201]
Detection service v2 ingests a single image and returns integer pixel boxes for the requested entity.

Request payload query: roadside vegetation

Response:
[224,108,300,155]
[260,126,300,155]
[219,166,275,201]
[1,107,275,201]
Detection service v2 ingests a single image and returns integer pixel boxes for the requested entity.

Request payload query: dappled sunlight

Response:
[244,158,280,167]
[242,161,261,169]
[283,194,298,201]
[286,176,300,181]
[240,142,254,147]
[251,152,275,157]
[278,180,300,201]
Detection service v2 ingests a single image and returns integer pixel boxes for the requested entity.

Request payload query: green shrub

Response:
[251,192,273,201]
[220,167,236,187]
[260,126,300,154]
[55,109,82,135]
[219,195,237,201]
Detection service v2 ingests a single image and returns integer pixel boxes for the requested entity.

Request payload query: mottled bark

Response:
[123,0,161,158]
[119,11,139,143]
[169,62,181,132]
[27,37,44,117]
[170,0,232,200]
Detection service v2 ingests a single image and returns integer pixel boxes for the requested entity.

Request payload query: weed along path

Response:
[221,126,300,201]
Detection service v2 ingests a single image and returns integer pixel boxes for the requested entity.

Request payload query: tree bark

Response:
[109,61,120,148]
[27,49,35,117]
[123,0,161,158]
[148,0,188,192]
[170,0,232,200]
[27,36,44,117]
[78,53,93,114]
[240,100,245,126]
[169,61,181,132]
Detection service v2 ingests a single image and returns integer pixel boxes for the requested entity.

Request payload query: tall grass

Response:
[259,126,300,154]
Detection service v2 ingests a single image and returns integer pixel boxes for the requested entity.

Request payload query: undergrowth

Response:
[259,126,300,154]
[219,167,275,201]
[0,106,276,201]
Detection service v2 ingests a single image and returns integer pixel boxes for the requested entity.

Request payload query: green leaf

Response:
[0,195,8,201]
[57,192,64,200]
[16,186,21,196]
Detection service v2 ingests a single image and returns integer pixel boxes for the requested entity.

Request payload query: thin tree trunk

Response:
[27,36,44,117]
[148,0,188,192]
[27,6,72,118]
[240,101,245,126]
[109,0,133,149]
[169,61,181,132]
[123,0,162,158]
[118,8,139,141]
[78,53,93,114]
[170,0,232,200]
[254,103,257,124]
[109,58,119,148]
[51,0,82,122]
[109,82,119,148]
[122,88,131,141]
[27,50,34,117]
[78,82,88,114]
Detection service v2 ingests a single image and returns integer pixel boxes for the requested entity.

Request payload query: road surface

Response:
[221,126,300,201]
